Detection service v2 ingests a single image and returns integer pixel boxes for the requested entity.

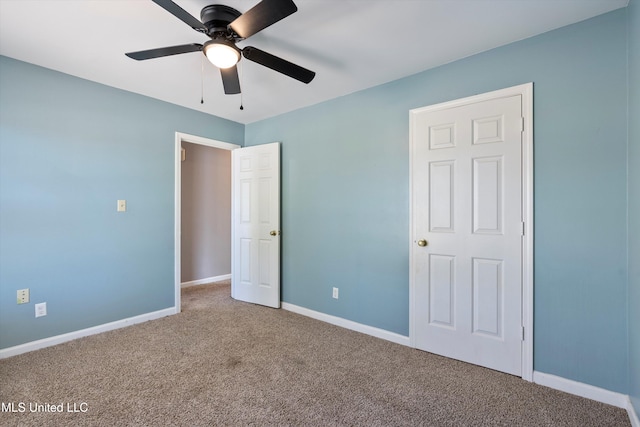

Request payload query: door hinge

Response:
[521,221,525,236]
[522,326,525,341]
[520,117,525,132]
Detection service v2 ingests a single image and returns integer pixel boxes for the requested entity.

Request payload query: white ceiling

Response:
[0,0,628,124]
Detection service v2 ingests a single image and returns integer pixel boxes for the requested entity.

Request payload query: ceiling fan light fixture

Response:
[126,0,315,95]
[203,39,240,69]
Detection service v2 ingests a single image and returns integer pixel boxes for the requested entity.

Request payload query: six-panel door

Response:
[231,142,281,308]
[412,95,523,376]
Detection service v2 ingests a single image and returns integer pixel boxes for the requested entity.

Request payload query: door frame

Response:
[174,132,240,313]
[408,83,534,381]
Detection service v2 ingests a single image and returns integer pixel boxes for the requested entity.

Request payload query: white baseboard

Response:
[181,274,231,288]
[0,307,177,359]
[628,397,640,427]
[533,371,628,408]
[281,302,410,347]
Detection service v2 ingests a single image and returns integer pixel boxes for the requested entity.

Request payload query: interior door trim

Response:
[408,83,534,381]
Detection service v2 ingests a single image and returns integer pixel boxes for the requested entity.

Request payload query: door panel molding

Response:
[409,83,533,380]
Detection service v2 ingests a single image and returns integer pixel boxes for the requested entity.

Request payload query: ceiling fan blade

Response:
[151,0,207,32]
[220,65,241,94]
[229,0,297,39]
[242,46,315,84]
[125,43,203,60]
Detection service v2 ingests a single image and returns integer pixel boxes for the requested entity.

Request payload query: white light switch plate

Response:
[117,200,126,212]
[35,302,47,318]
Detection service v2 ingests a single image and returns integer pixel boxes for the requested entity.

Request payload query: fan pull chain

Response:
[239,61,244,111]
[200,56,205,104]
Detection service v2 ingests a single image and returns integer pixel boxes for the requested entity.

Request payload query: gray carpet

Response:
[0,281,630,426]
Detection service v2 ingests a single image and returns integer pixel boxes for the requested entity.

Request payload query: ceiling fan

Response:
[125,0,316,95]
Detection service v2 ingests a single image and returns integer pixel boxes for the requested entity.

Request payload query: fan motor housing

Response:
[200,4,241,34]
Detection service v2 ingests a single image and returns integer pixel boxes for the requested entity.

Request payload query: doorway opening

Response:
[174,132,240,312]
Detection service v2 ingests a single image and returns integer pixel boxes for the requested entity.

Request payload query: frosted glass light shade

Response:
[204,41,240,69]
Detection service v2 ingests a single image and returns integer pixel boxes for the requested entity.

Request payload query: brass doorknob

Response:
[270,230,278,236]
[417,239,428,247]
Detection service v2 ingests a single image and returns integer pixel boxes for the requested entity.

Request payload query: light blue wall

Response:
[628,0,640,416]
[246,10,629,393]
[0,56,243,349]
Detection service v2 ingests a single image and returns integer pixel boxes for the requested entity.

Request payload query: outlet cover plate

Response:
[17,289,30,304]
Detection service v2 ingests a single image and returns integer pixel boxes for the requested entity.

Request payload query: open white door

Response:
[231,142,280,308]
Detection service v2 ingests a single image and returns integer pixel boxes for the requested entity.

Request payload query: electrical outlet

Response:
[35,302,47,318]
[332,287,339,299]
[17,289,30,304]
